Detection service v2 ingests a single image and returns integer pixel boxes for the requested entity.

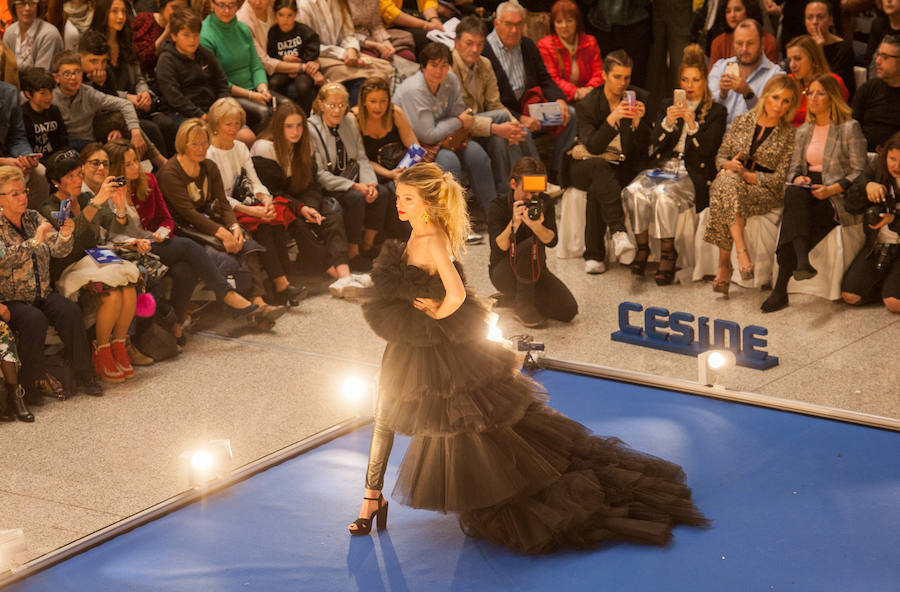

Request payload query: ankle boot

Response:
[513,281,546,328]
[93,342,125,383]
[110,339,135,379]
[10,384,34,422]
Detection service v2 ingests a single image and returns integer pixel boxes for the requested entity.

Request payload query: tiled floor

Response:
[1,239,898,566]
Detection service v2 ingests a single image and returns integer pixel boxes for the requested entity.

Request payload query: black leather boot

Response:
[9,384,34,422]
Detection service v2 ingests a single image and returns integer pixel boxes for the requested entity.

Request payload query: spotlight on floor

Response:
[487,312,504,342]
[180,439,233,489]
[698,349,736,388]
[342,377,368,402]
[0,529,27,574]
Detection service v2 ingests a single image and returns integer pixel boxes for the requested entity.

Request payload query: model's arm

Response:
[422,235,465,319]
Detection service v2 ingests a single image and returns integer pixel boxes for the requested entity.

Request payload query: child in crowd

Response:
[19,67,69,156]
[155,8,231,126]
[265,0,322,113]
[91,110,165,168]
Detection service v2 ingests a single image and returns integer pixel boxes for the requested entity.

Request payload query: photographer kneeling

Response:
[488,157,578,328]
[841,132,900,313]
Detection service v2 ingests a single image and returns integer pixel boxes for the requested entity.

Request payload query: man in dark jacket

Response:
[572,50,651,274]
[482,1,576,180]
[155,8,231,126]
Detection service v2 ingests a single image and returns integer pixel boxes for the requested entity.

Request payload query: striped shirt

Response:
[486,30,525,100]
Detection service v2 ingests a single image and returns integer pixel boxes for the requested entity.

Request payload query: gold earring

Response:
[423,212,430,223]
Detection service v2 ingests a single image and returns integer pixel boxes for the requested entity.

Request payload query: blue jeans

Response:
[549,106,578,175]
[473,109,539,198]
[434,141,496,213]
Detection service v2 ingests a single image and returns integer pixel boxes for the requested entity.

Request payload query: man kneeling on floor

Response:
[488,157,578,328]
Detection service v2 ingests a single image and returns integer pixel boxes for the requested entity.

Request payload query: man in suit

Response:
[481,1,576,181]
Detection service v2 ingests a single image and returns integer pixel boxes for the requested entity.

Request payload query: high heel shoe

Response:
[654,247,678,286]
[348,494,389,536]
[230,302,259,318]
[736,248,754,280]
[630,244,651,276]
[8,385,34,422]
[713,265,732,297]
[272,284,309,307]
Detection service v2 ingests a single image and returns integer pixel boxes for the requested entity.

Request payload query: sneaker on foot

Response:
[585,259,606,274]
[329,276,352,298]
[514,302,546,328]
[351,273,373,288]
[466,233,484,245]
[612,231,636,265]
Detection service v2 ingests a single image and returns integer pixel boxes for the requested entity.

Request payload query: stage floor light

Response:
[698,350,736,389]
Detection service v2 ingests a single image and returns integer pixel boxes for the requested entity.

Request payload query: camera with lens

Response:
[520,174,546,221]
[524,197,543,221]
[113,176,127,187]
[864,185,898,228]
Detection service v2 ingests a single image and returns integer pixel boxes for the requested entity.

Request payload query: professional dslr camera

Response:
[521,175,546,221]
[864,186,898,229]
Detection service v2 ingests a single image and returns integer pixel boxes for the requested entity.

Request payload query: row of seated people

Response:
[557,36,900,318]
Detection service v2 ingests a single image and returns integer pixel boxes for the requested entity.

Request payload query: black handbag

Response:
[312,123,360,182]
[376,142,407,170]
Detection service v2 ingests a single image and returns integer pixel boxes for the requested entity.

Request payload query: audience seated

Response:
[703,74,799,297]
[537,0,603,104]
[200,0,274,135]
[865,0,900,68]
[156,118,286,329]
[0,317,33,422]
[483,1,575,180]
[262,0,322,112]
[308,81,391,269]
[0,164,103,405]
[623,44,726,285]
[841,131,900,312]
[131,0,188,80]
[295,0,393,104]
[90,0,176,156]
[99,138,260,344]
[802,0,855,97]
[708,0,778,67]
[351,76,414,241]
[762,74,867,312]
[349,0,416,64]
[251,100,368,297]
[580,0,652,89]
[571,49,649,274]
[452,16,535,201]
[41,149,141,383]
[20,67,69,156]
[0,78,42,201]
[155,7,230,127]
[785,34,848,126]
[852,34,900,152]
[2,0,64,70]
[708,19,784,127]
[378,0,444,56]
[206,97,308,306]
[488,156,577,328]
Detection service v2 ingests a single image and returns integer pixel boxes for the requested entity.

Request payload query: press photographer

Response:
[488,157,578,328]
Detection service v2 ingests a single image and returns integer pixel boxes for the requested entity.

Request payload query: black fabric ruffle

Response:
[363,239,708,554]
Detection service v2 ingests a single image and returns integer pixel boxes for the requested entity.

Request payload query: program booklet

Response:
[85,247,124,265]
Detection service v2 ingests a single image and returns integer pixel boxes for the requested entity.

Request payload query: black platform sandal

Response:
[630,244,651,276]
[348,494,389,536]
[655,247,678,286]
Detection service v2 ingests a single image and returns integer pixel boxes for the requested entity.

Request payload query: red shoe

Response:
[93,342,125,383]
[110,339,135,379]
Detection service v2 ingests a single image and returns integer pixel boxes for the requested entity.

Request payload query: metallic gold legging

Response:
[365,393,395,491]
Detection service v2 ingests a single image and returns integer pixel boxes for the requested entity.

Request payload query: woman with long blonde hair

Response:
[347,162,708,553]
[703,74,800,297]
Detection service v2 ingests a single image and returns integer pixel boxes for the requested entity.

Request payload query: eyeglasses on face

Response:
[874,52,900,61]
[212,1,238,10]
[86,159,110,168]
[13,1,40,7]
[58,70,83,79]
[323,103,347,110]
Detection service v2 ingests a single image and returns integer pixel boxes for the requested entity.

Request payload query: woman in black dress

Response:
[348,162,708,553]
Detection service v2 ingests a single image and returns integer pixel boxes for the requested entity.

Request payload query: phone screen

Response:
[674,89,686,107]
[57,198,72,228]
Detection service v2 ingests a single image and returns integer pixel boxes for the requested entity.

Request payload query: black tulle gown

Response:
[361,241,709,554]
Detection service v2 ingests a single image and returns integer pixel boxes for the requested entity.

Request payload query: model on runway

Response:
[349,162,708,553]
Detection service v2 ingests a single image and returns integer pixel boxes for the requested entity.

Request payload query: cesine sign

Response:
[611,302,779,370]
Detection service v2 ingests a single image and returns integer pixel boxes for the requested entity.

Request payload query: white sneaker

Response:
[612,231,636,265]
[328,276,352,298]
[585,259,606,274]
[340,276,369,300]
[546,182,564,198]
[351,273,373,288]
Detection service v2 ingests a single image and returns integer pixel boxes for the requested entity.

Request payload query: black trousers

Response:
[234,97,273,134]
[268,72,317,114]
[5,291,92,387]
[251,224,292,281]
[489,258,578,322]
[152,236,231,322]
[289,211,351,270]
[570,158,634,261]
[775,174,837,277]
[842,246,900,303]
[332,184,392,245]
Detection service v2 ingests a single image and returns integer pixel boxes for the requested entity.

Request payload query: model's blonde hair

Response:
[752,74,800,129]
[396,163,470,258]
[806,74,852,124]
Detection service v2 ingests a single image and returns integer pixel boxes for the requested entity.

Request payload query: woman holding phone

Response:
[623,45,726,285]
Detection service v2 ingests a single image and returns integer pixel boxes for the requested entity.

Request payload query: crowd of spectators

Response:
[1,0,899,424]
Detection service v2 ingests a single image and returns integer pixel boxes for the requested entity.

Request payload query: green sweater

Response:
[199,14,267,91]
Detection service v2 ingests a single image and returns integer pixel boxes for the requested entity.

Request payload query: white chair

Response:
[781,220,865,301]
[692,207,783,288]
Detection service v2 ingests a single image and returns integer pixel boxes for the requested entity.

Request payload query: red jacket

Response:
[537,33,604,102]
